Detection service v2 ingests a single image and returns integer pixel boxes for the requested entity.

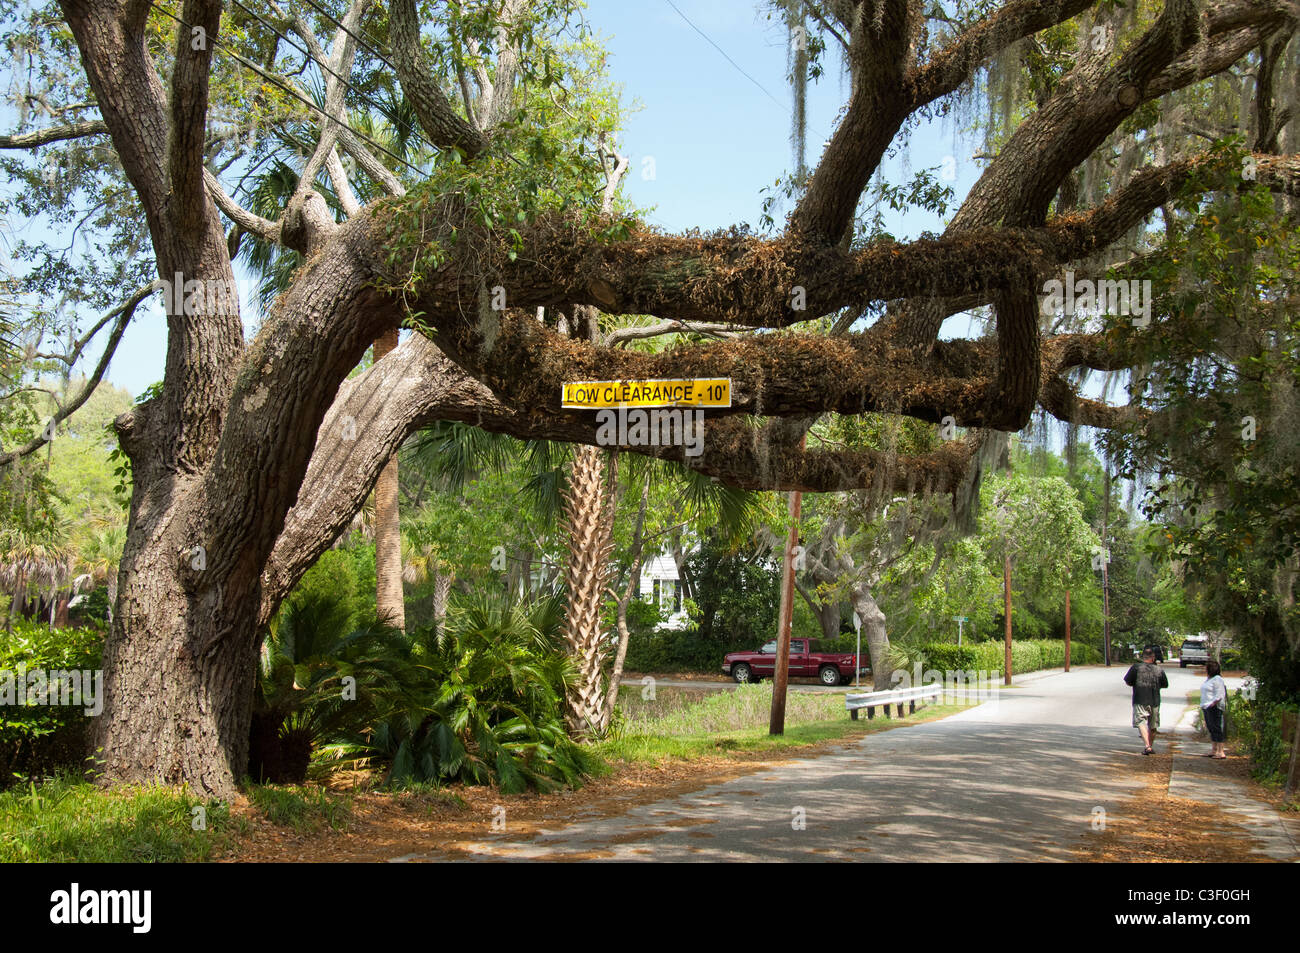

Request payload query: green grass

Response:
[246,784,352,833]
[0,773,238,862]
[600,682,967,763]
[618,683,848,735]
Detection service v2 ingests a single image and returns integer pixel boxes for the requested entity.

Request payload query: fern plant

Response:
[330,591,598,793]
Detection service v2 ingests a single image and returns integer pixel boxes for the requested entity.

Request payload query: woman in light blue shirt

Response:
[1200,660,1228,759]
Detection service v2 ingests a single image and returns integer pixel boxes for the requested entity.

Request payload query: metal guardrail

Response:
[845,683,943,720]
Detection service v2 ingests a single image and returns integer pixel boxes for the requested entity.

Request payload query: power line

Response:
[230,0,433,157]
[662,0,784,109]
[150,1,425,178]
[295,0,398,77]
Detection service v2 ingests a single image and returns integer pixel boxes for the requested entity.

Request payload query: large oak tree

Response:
[2,0,1298,795]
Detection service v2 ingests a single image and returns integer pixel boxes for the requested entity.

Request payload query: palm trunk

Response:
[432,568,451,643]
[559,446,617,738]
[372,329,405,631]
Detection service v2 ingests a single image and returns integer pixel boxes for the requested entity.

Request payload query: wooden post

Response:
[1064,588,1072,672]
[1004,551,1013,686]
[769,460,804,736]
[1285,709,1300,803]
[1102,468,1112,667]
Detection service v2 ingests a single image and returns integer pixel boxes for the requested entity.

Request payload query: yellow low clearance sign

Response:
[561,378,732,409]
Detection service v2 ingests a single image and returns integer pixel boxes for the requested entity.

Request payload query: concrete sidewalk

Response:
[1170,700,1299,861]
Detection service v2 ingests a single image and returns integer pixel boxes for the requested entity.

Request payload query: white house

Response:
[639,552,690,629]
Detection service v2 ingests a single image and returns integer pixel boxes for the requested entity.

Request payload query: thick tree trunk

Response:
[372,329,405,631]
[93,548,258,799]
[850,585,892,690]
[818,602,841,642]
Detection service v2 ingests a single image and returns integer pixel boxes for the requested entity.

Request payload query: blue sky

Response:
[87,0,986,397]
[587,0,982,233]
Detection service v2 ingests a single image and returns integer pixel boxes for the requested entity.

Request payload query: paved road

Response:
[408,665,1239,862]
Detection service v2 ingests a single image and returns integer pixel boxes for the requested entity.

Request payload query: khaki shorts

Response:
[1133,704,1160,729]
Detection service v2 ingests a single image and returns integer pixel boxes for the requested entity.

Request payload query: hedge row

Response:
[622,627,750,673]
[920,639,1100,676]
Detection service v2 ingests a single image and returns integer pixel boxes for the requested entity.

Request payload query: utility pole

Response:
[1285,711,1300,803]
[1101,557,1112,667]
[1064,589,1072,672]
[770,441,805,735]
[1102,466,1112,667]
[853,612,862,688]
[1003,551,1013,686]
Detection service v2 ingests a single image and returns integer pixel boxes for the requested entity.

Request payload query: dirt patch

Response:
[1072,739,1275,863]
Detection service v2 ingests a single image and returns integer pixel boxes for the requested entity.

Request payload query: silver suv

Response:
[1179,638,1209,668]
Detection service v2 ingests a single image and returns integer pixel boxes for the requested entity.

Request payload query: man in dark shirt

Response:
[1124,647,1169,755]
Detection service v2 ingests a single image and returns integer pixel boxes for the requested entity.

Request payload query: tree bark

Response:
[849,585,892,690]
[94,548,259,798]
[559,446,617,737]
[432,568,451,643]
[372,329,405,631]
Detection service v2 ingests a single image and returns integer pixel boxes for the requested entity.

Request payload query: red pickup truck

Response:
[722,639,866,686]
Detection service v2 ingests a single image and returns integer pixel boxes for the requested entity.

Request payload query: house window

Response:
[651,579,682,614]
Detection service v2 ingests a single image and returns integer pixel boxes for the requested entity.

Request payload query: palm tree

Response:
[400,516,453,642]
[251,589,411,783]
[403,419,768,738]
[75,522,125,626]
[0,523,73,628]
[558,445,618,737]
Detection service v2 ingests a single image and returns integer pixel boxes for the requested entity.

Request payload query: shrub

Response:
[917,639,1097,678]
[329,592,598,793]
[1227,690,1298,783]
[250,591,412,783]
[0,622,103,787]
[623,625,750,673]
